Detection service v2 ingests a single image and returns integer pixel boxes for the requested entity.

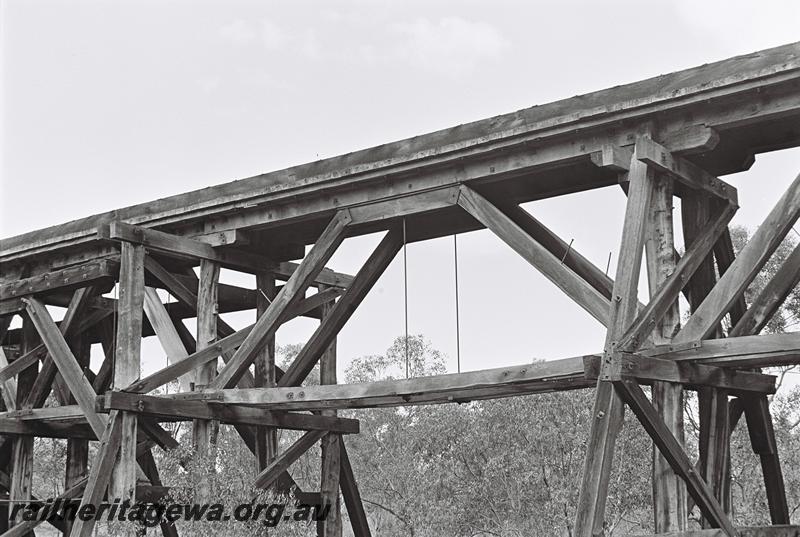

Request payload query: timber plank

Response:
[98,391,359,433]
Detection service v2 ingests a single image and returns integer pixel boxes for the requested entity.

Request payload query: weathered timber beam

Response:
[644,332,800,367]
[458,185,611,326]
[614,378,737,535]
[21,287,96,409]
[24,298,108,438]
[348,186,460,225]
[0,348,17,410]
[173,357,590,410]
[499,203,614,300]
[339,436,372,537]
[713,228,748,326]
[644,171,685,534]
[212,211,351,389]
[254,273,277,471]
[143,286,193,392]
[635,137,738,205]
[100,221,273,273]
[194,259,219,476]
[619,202,738,351]
[729,241,800,337]
[0,419,96,439]
[584,354,775,394]
[97,391,359,434]
[70,411,124,537]
[254,430,326,489]
[111,242,145,502]
[676,171,800,343]
[0,345,46,384]
[167,353,775,411]
[0,259,117,301]
[576,136,657,537]
[280,228,403,387]
[0,405,84,421]
[741,395,790,524]
[100,221,353,287]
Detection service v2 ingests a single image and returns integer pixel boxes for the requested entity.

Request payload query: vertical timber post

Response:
[111,242,145,503]
[195,259,220,502]
[682,193,732,522]
[9,317,37,535]
[575,140,655,537]
[644,176,687,532]
[64,333,91,536]
[319,284,342,537]
[254,273,278,471]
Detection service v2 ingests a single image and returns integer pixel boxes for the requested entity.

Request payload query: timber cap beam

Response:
[97,221,354,287]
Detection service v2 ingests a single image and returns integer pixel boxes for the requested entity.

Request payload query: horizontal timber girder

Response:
[99,221,354,286]
[97,391,360,434]
[2,43,798,271]
[645,332,800,367]
[161,355,775,411]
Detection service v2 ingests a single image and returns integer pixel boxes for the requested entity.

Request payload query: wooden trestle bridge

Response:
[1,41,800,537]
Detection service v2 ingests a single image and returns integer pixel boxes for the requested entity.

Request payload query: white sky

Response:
[2,0,799,382]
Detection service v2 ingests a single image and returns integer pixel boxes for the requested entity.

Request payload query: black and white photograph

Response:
[1,1,799,535]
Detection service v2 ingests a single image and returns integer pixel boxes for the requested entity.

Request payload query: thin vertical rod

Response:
[454,234,461,373]
[403,219,409,379]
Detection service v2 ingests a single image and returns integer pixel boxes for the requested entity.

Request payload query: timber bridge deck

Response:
[1,41,800,537]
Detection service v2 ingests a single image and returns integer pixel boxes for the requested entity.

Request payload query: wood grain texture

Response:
[111,242,145,502]
[575,140,657,537]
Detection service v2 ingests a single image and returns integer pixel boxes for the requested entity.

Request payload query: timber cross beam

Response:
[1,42,800,537]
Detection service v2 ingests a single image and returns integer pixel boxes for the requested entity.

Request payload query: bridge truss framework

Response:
[1,42,800,537]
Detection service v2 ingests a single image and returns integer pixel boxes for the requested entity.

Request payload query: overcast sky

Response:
[2,0,799,381]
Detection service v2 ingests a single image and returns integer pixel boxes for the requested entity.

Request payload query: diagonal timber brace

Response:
[212,210,351,389]
[614,378,737,536]
[457,185,612,326]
